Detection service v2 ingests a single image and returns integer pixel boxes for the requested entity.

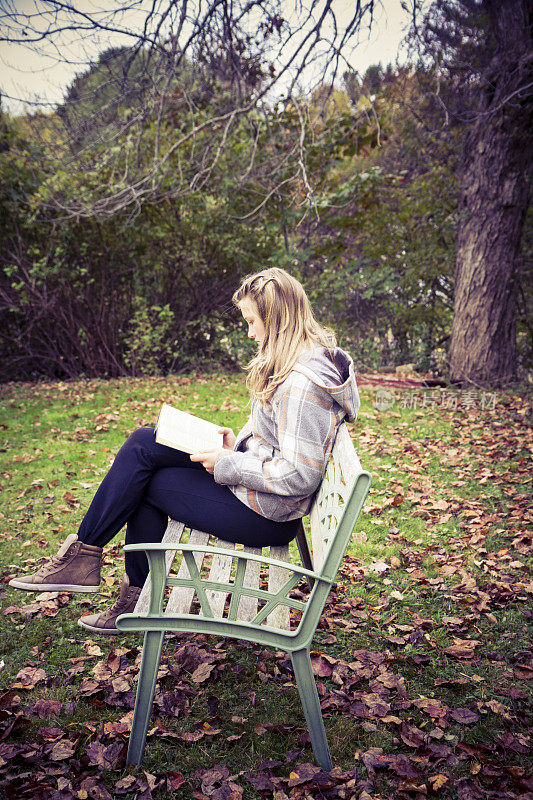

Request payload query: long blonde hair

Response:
[233,267,336,404]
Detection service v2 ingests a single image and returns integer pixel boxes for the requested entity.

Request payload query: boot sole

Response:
[8,579,100,592]
[77,618,120,635]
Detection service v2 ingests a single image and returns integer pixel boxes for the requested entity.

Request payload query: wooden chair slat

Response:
[205,539,235,617]
[267,544,291,629]
[237,546,261,621]
[309,502,324,572]
[332,424,360,484]
[334,425,366,543]
[166,529,209,614]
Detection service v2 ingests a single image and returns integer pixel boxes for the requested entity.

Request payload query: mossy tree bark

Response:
[448,0,532,386]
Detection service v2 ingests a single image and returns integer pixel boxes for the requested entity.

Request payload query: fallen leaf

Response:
[191,662,216,683]
[287,763,323,786]
[368,561,390,573]
[49,738,77,761]
[443,640,480,659]
[83,642,104,657]
[166,771,186,791]
[33,699,62,719]
[12,666,47,689]
[390,590,404,601]
[450,707,479,724]
[111,676,130,693]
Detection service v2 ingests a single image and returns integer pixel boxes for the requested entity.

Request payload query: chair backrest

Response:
[294,423,371,646]
[309,423,366,571]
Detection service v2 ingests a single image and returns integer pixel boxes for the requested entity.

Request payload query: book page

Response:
[155,403,224,454]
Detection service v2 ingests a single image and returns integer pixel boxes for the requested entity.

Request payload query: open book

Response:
[155,403,224,454]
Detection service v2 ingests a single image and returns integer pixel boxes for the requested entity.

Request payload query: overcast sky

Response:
[0,1,411,115]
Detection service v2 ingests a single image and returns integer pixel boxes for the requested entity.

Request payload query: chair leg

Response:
[295,521,314,589]
[290,648,333,771]
[126,630,165,766]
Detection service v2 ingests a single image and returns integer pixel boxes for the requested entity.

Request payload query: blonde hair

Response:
[233,267,336,404]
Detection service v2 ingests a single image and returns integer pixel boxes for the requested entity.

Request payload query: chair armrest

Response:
[123,542,333,587]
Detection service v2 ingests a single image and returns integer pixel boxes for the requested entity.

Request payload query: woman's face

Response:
[239,297,266,346]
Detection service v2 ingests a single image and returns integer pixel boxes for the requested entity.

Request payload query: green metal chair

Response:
[116,423,371,770]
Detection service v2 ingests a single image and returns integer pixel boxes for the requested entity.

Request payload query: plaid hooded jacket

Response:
[213,346,359,522]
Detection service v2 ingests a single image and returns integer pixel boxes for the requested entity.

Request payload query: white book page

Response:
[155,403,223,454]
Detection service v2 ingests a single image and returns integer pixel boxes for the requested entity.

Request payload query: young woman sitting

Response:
[10,268,359,634]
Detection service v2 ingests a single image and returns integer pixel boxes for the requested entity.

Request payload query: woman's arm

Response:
[213,377,338,497]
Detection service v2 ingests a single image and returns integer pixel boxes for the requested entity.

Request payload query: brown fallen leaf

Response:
[428,773,449,792]
[514,663,533,679]
[38,725,65,741]
[191,661,216,683]
[12,666,47,689]
[80,776,114,800]
[166,771,186,791]
[83,641,104,657]
[443,639,480,659]
[484,699,511,718]
[78,678,101,695]
[287,763,323,786]
[368,561,390,574]
[311,654,334,677]
[180,730,205,742]
[86,740,125,770]
[33,699,62,719]
[450,707,480,724]
[114,774,138,794]
[111,676,130,693]
[49,738,77,761]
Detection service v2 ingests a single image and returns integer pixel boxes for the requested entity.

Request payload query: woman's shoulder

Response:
[272,343,358,417]
[270,344,354,399]
[271,348,328,402]
[291,345,347,385]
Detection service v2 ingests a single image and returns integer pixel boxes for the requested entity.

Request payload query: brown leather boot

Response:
[9,534,102,592]
[78,574,141,635]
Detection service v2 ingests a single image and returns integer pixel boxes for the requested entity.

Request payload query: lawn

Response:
[0,374,531,800]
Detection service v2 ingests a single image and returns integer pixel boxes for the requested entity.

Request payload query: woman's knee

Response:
[118,427,155,460]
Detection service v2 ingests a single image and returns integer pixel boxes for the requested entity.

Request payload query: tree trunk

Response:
[448,0,532,386]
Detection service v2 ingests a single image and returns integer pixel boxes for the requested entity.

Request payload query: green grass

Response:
[0,375,531,799]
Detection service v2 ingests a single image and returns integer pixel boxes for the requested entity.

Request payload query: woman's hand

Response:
[190,449,224,474]
[218,427,236,450]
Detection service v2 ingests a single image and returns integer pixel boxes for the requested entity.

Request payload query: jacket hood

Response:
[293,345,360,422]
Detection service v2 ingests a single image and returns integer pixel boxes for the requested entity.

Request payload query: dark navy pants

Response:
[77,428,299,588]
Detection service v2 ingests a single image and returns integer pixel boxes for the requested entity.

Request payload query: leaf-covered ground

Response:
[0,375,531,800]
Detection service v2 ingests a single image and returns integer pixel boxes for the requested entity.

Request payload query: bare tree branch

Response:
[1,1,379,218]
